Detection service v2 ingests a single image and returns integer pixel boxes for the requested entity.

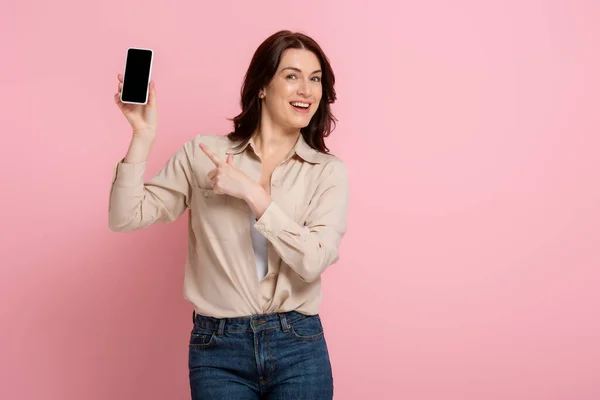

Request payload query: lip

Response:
[289,101,312,114]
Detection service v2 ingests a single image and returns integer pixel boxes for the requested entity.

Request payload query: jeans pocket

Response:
[288,315,324,342]
[189,324,217,349]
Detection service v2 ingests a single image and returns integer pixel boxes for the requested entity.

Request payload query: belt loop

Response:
[279,313,290,332]
[217,319,226,336]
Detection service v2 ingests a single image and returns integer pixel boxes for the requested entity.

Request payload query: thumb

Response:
[147,81,156,107]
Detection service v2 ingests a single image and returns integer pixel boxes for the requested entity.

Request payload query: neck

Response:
[252,121,300,160]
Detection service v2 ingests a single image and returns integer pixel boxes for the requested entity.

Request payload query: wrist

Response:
[244,182,263,203]
[244,182,271,219]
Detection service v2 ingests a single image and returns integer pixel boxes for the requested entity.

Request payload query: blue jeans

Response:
[188,310,334,399]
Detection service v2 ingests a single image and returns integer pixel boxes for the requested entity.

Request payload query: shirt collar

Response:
[226,133,323,164]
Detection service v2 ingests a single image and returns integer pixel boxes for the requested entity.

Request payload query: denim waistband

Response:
[192,310,317,336]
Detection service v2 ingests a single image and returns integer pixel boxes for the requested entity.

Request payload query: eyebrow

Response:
[281,67,322,75]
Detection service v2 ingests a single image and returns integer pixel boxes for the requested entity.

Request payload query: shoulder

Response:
[317,152,347,172]
[179,133,233,159]
[311,152,348,186]
[192,133,232,150]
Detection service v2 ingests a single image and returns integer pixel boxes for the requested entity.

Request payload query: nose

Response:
[297,77,311,96]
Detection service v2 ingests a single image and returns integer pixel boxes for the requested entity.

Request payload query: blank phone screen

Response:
[121,49,152,103]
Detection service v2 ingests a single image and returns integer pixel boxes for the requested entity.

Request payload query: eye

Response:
[312,76,322,82]
[287,74,297,80]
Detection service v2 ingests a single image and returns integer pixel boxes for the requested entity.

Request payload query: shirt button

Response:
[203,191,209,197]
[272,180,279,187]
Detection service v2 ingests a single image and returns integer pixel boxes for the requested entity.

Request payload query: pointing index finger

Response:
[199,144,223,166]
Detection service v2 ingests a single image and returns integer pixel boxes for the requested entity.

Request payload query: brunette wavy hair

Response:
[227,30,337,154]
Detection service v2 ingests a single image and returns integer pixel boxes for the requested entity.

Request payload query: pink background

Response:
[1,1,599,399]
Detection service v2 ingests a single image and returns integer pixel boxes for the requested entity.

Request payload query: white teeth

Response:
[291,102,309,108]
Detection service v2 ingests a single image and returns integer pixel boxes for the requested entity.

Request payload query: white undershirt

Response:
[250,211,268,281]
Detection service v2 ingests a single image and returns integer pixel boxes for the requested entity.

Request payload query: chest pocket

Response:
[191,187,247,240]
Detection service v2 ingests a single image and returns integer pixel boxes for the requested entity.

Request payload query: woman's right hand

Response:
[114,73,158,141]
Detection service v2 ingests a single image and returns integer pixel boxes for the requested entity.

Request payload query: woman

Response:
[110,30,349,399]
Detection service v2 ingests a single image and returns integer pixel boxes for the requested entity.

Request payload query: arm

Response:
[108,138,195,232]
[245,160,350,282]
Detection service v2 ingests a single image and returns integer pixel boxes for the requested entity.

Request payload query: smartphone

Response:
[120,47,154,105]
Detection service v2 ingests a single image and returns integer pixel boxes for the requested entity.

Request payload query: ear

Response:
[226,153,234,165]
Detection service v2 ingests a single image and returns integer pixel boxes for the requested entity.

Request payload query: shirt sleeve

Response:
[108,140,195,232]
[253,160,350,282]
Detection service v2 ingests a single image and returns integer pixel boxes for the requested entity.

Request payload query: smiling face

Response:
[259,48,323,131]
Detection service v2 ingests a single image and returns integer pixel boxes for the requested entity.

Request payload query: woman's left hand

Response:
[199,143,258,200]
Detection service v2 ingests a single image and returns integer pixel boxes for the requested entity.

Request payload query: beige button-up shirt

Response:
[108,133,349,318]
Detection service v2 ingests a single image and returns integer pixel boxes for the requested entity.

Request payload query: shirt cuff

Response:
[253,201,293,240]
[112,159,147,187]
